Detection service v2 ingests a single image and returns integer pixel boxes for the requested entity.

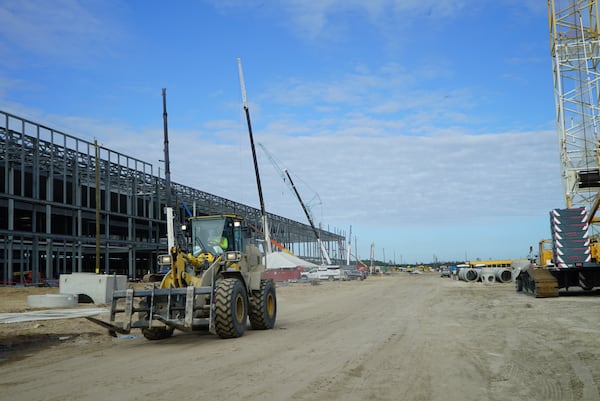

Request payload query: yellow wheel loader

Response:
[87,214,277,340]
[89,70,278,339]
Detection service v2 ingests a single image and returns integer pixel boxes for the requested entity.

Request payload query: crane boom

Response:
[258,143,322,214]
[257,142,329,263]
[283,169,332,265]
[237,58,271,254]
[549,0,600,223]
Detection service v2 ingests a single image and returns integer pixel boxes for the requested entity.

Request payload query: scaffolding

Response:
[0,110,344,285]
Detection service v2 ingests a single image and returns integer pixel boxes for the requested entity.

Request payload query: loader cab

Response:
[190,215,251,257]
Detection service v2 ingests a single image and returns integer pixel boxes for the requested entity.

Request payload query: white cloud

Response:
[206,0,469,42]
[0,0,125,67]
[33,103,562,227]
[0,0,561,261]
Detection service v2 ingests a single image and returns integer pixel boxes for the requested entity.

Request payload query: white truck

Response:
[301,266,347,281]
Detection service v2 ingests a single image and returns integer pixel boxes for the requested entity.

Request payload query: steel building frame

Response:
[0,111,344,285]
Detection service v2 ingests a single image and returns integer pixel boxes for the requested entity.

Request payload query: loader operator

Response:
[219,236,228,251]
[209,233,228,254]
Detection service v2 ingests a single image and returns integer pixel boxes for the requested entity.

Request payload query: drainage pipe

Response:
[480,268,496,284]
[458,268,480,282]
[493,268,513,283]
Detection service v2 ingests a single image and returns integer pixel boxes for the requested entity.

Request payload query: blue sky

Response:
[0,0,564,264]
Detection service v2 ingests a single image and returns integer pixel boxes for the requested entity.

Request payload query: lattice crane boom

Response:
[549,0,600,224]
[257,143,330,264]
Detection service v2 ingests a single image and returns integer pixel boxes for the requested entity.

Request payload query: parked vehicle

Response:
[340,265,366,281]
[301,266,345,281]
[344,270,364,280]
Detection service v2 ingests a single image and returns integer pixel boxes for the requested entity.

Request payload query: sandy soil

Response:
[0,273,599,401]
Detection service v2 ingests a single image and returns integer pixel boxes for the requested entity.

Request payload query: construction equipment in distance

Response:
[88,214,277,339]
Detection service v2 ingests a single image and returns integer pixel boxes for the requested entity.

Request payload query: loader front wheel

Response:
[142,327,174,340]
[249,279,277,330]
[214,278,247,339]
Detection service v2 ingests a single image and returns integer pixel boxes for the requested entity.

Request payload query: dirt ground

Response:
[0,273,599,401]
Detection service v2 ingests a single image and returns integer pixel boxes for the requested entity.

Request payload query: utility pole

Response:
[346,225,352,265]
[94,140,100,274]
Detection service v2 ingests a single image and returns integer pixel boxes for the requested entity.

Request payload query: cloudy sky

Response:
[0,0,564,263]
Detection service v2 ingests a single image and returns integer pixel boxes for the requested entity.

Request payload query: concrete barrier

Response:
[27,294,78,308]
[60,273,127,304]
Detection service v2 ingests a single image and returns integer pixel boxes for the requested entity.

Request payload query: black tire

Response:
[515,277,523,292]
[142,327,174,340]
[214,278,248,339]
[139,298,175,340]
[579,274,593,291]
[249,279,277,330]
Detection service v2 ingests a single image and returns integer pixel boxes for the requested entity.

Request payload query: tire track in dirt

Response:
[2,274,600,401]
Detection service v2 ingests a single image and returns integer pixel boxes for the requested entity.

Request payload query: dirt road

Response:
[1,273,599,401]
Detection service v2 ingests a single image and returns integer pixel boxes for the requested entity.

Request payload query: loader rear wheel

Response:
[214,278,247,339]
[142,327,174,340]
[249,279,277,330]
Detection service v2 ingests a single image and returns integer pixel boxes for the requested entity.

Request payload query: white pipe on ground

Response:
[492,268,513,283]
[458,268,479,282]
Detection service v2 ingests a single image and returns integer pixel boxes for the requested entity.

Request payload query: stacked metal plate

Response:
[551,207,591,268]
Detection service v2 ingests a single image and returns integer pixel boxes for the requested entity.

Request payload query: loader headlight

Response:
[158,254,172,265]
[225,251,242,262]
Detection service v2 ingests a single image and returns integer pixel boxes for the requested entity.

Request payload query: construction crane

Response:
[549,0,600,263]
[516,0,600,296]
[284,168,333,265]
[257,143,322,218]
[257,143,333,265]
[549,0,600,222]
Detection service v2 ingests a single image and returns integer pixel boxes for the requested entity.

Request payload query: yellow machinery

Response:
[537,240,554,267]
[516,236,600,298]
[88,214,277,339]
[513,240,555,297]
[89,65,279,338]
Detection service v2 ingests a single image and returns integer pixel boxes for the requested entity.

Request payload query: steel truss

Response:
[0,110,343,284]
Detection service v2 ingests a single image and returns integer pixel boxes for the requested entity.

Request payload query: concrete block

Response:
[60,273,127,304]
[27,294,78,308]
